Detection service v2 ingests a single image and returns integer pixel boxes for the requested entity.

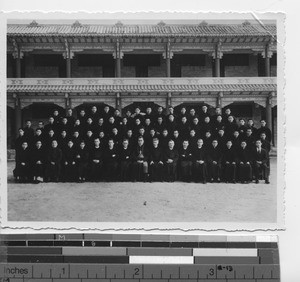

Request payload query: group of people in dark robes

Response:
[13,105,272,184]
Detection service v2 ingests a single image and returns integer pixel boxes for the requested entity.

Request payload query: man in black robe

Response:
[45,140,62,182]
[192,139,207,183]
[222,140,237,183]
[88,138,104,182]
[14,141,31,183]
[237,141,253,183]
[132,136,149,182]
[31,140,45,183]
[75,141,89,182]
[257,119,272,144]
[207,139,222,182]
[178,140,193,182]
[118,139,132,182]
[103,139,119,182]
[62,140,77,182]
[149,138,164,182]
[164,140,179,182]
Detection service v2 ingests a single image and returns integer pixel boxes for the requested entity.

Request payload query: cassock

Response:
[45,146,62,182]
[118,146,132,181]
[207,145,222,182]
[192,146,207,183]
[88,146,104,181]
[149,146,164,181]
[164,148,179,182]
[222,147,237,182]
[62,146,77,181]
[75,146,89,181]
[178,146,193,181]
[103,147,119,181]
[31,146,45,179]
[14,146,31,182]
[132,145,149,181]
[237,147,253,183]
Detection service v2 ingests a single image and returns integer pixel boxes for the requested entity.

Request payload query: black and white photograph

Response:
[1,13,284,228]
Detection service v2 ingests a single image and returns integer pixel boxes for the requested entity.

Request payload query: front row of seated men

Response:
[13,136,270,184]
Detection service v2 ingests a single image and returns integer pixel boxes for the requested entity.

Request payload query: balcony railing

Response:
[7,77,277,93]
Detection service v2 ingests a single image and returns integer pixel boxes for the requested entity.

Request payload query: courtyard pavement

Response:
[6,158,277,223]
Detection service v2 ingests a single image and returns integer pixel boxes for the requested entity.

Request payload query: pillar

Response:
[214,41,222,77]
[215,57,220,77]
[264,44,272,77]
[217,92,223,109]
[16,56,21,78]
[66,57,71,78]
[166,92,172,110]
[64,39,72,78]
[12,47,23,137]
[165,39,172,77]
[13,95,22,137]
[115,39,122,78]
[116,57,121,78]
[116,93,122,114]
[266,92,274,145]
[65,93,71,114]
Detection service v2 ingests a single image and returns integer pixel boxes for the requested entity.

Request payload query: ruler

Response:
[0,234,280,282]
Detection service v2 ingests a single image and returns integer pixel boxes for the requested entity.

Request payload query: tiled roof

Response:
[7,23,276,37]
[7,83,276,93]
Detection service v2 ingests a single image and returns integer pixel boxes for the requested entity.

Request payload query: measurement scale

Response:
[0,234,280,282]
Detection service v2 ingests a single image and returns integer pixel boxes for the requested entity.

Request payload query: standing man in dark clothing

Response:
[257,119,272,144]
[260,132,271,153]
[75,141,89,182]
[164,140,179,182]
[132,136,149,182]
[44,117,57,135]
[222,140,237,183]
[33,129,44,145]
[207,139,222,182]
[23,120,35,148]
[15,128,27,154]
[225,115,238,140]
[192,139,207,183]
[119,139,132,182]
[88,138,104,182]
[238,118,247,140]
[103,139,119,181]
[66,108,76,126]
[62,140,77,182]
[14,141,31,183]
[31,140,45,183]
[45,140,62,182]
[253,139,270,184]
[247,119,258,139]
[244,128,256,151]
[178,116,190,140]
[237,141,253,183]
[149,138,164,182]
[178,140,193,182]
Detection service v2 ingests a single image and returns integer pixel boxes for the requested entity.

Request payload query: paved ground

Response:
[6,158,277,222]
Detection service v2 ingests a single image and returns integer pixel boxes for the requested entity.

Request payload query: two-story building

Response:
[6,20,277,149]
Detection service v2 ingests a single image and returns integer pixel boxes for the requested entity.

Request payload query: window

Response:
[77,54,114,67]
[172,54,206,66]
[222,54,249,66]
[123,54,161,66]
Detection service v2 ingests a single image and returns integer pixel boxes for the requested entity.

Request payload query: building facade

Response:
[6,20,277,149]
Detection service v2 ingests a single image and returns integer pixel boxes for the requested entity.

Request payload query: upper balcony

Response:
[7,77,277,94]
